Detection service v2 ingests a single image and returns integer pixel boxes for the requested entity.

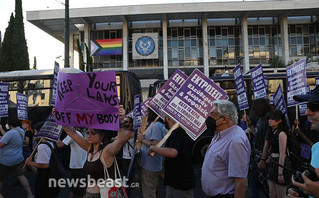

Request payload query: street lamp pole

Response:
[64,0,70,68]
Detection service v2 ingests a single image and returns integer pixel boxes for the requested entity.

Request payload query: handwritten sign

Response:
[0,83,9,117]
[54,71,119,131]
[162,69,228,140]
[251,64,267,99]
[233,64,249,110]
[36,114,63,141]
[273,84,290,128]
[17,93,28,120]
[133,94,142,132]
[148,70,187,119]
[287,59,307,107]
[51,61,60,105]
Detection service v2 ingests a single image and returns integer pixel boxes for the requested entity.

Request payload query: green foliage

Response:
[77,39,84,71]
[287,58,300,66]
[0,14,15,71]
[85,43,93,72]
[270,56,285,68]
[33,56,37,70]
[306,54,313,63]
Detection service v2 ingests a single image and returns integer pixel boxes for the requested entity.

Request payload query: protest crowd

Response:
[0,63,319,198]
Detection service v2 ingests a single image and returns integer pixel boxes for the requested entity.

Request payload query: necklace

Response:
[89,150,100,161]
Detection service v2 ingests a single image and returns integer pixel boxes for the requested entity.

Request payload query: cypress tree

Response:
[0,14,15,71]
[85,43,93,72]
[12,0,29,70]
[77,39,84,71]
[33,56,37,70]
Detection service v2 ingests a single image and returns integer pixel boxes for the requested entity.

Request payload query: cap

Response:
[293,85,319,102]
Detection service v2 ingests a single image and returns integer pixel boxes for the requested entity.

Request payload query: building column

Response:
[280,17,289,65]
[202,19,209,77]
[69,33,74,68]
[241,18,250,73]
[84,24,91,67]
[163,20,168,80]
[122,21,129,70]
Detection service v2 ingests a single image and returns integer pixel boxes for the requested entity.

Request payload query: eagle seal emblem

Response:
[135,36,155,56]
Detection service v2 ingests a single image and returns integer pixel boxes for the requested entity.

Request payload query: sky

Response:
[0,0,239,70]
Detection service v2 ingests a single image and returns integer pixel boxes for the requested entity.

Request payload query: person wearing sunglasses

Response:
[287,85,319,198]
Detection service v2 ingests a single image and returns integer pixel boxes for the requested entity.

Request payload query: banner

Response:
[54,71,120,131]
[162,69,228,140]
[132,33,158,59]
[148,70,187,119]
[251,64,267,99]
[0,83,9,118]
[233,64,249,110]
[287,59,307,107]
[90,39,122,56]
[133,94,142,132]
[273,84,290,128]
[36,114,63,141]
[17,93,28,120]
[51,61,60,105]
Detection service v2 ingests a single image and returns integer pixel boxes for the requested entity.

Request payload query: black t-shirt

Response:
[25,130,33,149]
[164,127,195,190]
[254,117,272,151]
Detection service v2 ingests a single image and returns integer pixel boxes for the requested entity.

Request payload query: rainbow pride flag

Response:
[90,39,122,56]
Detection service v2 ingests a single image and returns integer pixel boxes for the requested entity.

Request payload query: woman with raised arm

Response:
[53,105,133,198]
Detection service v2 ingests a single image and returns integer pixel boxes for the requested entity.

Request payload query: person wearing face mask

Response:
[201,100,251,198]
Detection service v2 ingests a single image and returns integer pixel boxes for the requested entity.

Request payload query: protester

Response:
[201,100,251,198]
[121,116,135,176]
[56,128,87,198]
[267,109,291,198]
[22,120,34,160]
[288,85,319,198]
[0,117,33,198]
[53,105,133,198]
[137,108,165,198]
[148,115,195,198]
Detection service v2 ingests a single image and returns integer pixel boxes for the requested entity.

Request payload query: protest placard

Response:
[148,70,187,119]
[162,69,228,140]
[287,59,307,107]
[316,77,319,85]
[36,114,63,141]
[133,94,142,131]
[233,64,249,110]
[17,93,28,120]
[54,71,119,131]
[269,94,274,105]
[51,61,60,105]
[0,83,9,117]
[251,64,267,99]
[141,98,151,117]
[273,84,290,128]
[299,85,310,116]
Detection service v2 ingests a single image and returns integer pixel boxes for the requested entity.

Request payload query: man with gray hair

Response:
[201,100,251,198]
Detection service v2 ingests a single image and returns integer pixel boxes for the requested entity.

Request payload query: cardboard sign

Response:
[17,93,28,120]
[0,83,9,117]
[287,59,307,107]
[233,64,249,110]
[273,84,290,128]
[36,114,63,141]
[51,61,60,105]
[162,69,228,140]
[148,70,187,119]
[54,71,119,131]
[133,94,142,132]
[251,64,267,99]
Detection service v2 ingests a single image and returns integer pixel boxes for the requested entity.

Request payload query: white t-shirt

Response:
[35,141,54,164]
[122,137,135,159]
[62,131,87,169]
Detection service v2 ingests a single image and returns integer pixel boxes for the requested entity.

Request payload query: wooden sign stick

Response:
[149,123,180,156]
[244,109,251,139]
[295,105,299,129]
[23,137,43,169]
[135,116,148,150]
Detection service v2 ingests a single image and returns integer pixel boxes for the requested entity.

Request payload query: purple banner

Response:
[287,59,307,107]
[51,61,60,105]
[54,71,119,131]
[36,114,63,141]
[141,98,151,117]
[162,69,228,140]
[17,93,28,120]
[148,70,187,119]
[273,84,290,128]
[299,85,310,116]
[316,77,319,85]
[233,64,249,110]
[251,64,267,99]
[0,83,9,117]
[133,94,142,131]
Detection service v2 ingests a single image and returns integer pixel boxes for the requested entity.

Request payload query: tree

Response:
[12,0,29,70]
[33,56,37,70]
[85,43,93,72]
[270,55,285,68]
[0,14,15,71]
[77,39,84,71]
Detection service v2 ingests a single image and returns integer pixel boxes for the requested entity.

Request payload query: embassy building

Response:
[27,0,319,85]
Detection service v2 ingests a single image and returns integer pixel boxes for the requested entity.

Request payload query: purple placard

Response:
[269,94,274,105]
[133,94,142,131]
[36,114,63,141]
[251,64,267,99]
[16,93,28,120]
[148,70,187,119]
[54,71,119,131]
[299,85,310,116]
[233,64,249,110]
[273,84,290,128]
[162,69,228,140]
[0,83,9,117]
[300,143,311,159]
[287,59,307,107]
[141,98,151,117]
[51,61,60,105]
[316,77,319,85]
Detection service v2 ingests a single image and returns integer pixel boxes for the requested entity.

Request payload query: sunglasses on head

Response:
[307,101,319,112]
